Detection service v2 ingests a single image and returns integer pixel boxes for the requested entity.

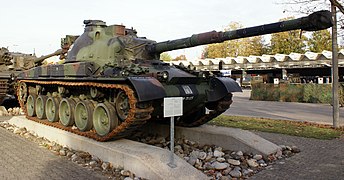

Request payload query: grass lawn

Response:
[208,115,344,140]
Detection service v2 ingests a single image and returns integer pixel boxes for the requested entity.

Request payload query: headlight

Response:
[157,71,169,81]
[121,70,129,76]
[198,71,208,78]
[162,71,169,80]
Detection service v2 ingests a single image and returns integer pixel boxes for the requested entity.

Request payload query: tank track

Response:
[176,94,233,127]
[0,79,9,104]
[17,80,154,142]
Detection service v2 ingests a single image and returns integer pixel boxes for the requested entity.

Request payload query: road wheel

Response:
[59,98,76,126]
[115,91,129,121]
[35,95,47,119]
[46,97,60,122]
[93,102,118,136]
[26,94,36,117]
[74,100,94,131]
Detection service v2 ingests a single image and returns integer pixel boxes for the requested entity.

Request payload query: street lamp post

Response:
[331,4,340,128]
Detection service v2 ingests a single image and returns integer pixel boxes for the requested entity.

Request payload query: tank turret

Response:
[17,10,333,141]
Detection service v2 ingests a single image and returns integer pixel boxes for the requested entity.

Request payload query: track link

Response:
[17,80,154,141]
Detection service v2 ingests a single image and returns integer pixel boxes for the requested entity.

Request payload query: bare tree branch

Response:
[329,0,344,14]
[279,0,344,42]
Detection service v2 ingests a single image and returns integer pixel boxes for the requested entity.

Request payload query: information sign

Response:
[164,97,183,117]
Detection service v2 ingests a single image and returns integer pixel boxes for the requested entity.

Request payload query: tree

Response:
[280,0,344,40]
[160,52,172,61]
[203,41,230,58]
[203,22,266,58]
[307,29,332,52]
[173,55,187,61]
[244,36,268,56]
[270,17,307,54]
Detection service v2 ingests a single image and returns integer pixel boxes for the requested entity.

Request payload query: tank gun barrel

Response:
[147,10,333,54]
[34,49,63,63]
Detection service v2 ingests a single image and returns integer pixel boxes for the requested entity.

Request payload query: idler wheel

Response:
[93,102,118,136]
[59,98,76,126]
[74,100,94,131]
[46,97,60,122]
[35,95,48,119]
[115,91,129,121]
[18,82,28,103]
[26,94,36,117]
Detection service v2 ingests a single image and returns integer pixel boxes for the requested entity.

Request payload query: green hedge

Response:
[251,83,343,105]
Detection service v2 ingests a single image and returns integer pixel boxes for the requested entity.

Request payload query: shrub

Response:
[251,83,343,104]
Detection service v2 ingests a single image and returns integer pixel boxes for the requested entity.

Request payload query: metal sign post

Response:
[168,116,176,168]
[163,97,183,168]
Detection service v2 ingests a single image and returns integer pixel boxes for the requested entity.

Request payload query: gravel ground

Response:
[250,131,344,180]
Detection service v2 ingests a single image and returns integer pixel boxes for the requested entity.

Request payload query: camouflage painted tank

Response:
[0,47,38,107]
[0,36,78,107]
[17,10,333,141]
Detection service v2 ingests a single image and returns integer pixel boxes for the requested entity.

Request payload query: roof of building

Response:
[169,50,344,70]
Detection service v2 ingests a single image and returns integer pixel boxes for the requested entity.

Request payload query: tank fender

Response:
[207,77,242,102]
[128,77,166,102]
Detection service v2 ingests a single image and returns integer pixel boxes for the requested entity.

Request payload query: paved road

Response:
[251,131,344,180]
[0,118,107,180]
[225,90,344,179]
[226,90,344,126]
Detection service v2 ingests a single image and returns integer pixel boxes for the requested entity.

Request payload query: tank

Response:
[16,10,333,141]
[0,36,78,107]
[0,47,38,107]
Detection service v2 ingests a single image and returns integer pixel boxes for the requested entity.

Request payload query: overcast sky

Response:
[0,0,308,59]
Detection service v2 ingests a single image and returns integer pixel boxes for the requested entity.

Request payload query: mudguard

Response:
[128,77,166,102]
[207,77,242,102]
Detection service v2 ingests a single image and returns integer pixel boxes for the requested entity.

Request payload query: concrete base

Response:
[143,123,281,156]
[8,116,207,180]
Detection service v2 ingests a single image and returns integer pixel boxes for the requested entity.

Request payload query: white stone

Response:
[89,160,98,167]
[214,150,224,157]
[213,162,228,170]
[229,169,242,178]
[227,159,240,166]
[0,106,8,116]
[59,149,67,156]
[236,151,243,156]
[198,152,207,160]
[216,157,226,162]
[71,154,79,162]
[253,154,263,160]
[13,127,21,134]
[121,170,131,176]
[190,150,200,158]
[247,159,259,168]
[194,159,203,169]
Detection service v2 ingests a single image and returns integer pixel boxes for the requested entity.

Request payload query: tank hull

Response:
[17,62,241,140]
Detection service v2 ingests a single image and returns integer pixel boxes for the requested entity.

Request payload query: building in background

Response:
[170,50,344,87]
